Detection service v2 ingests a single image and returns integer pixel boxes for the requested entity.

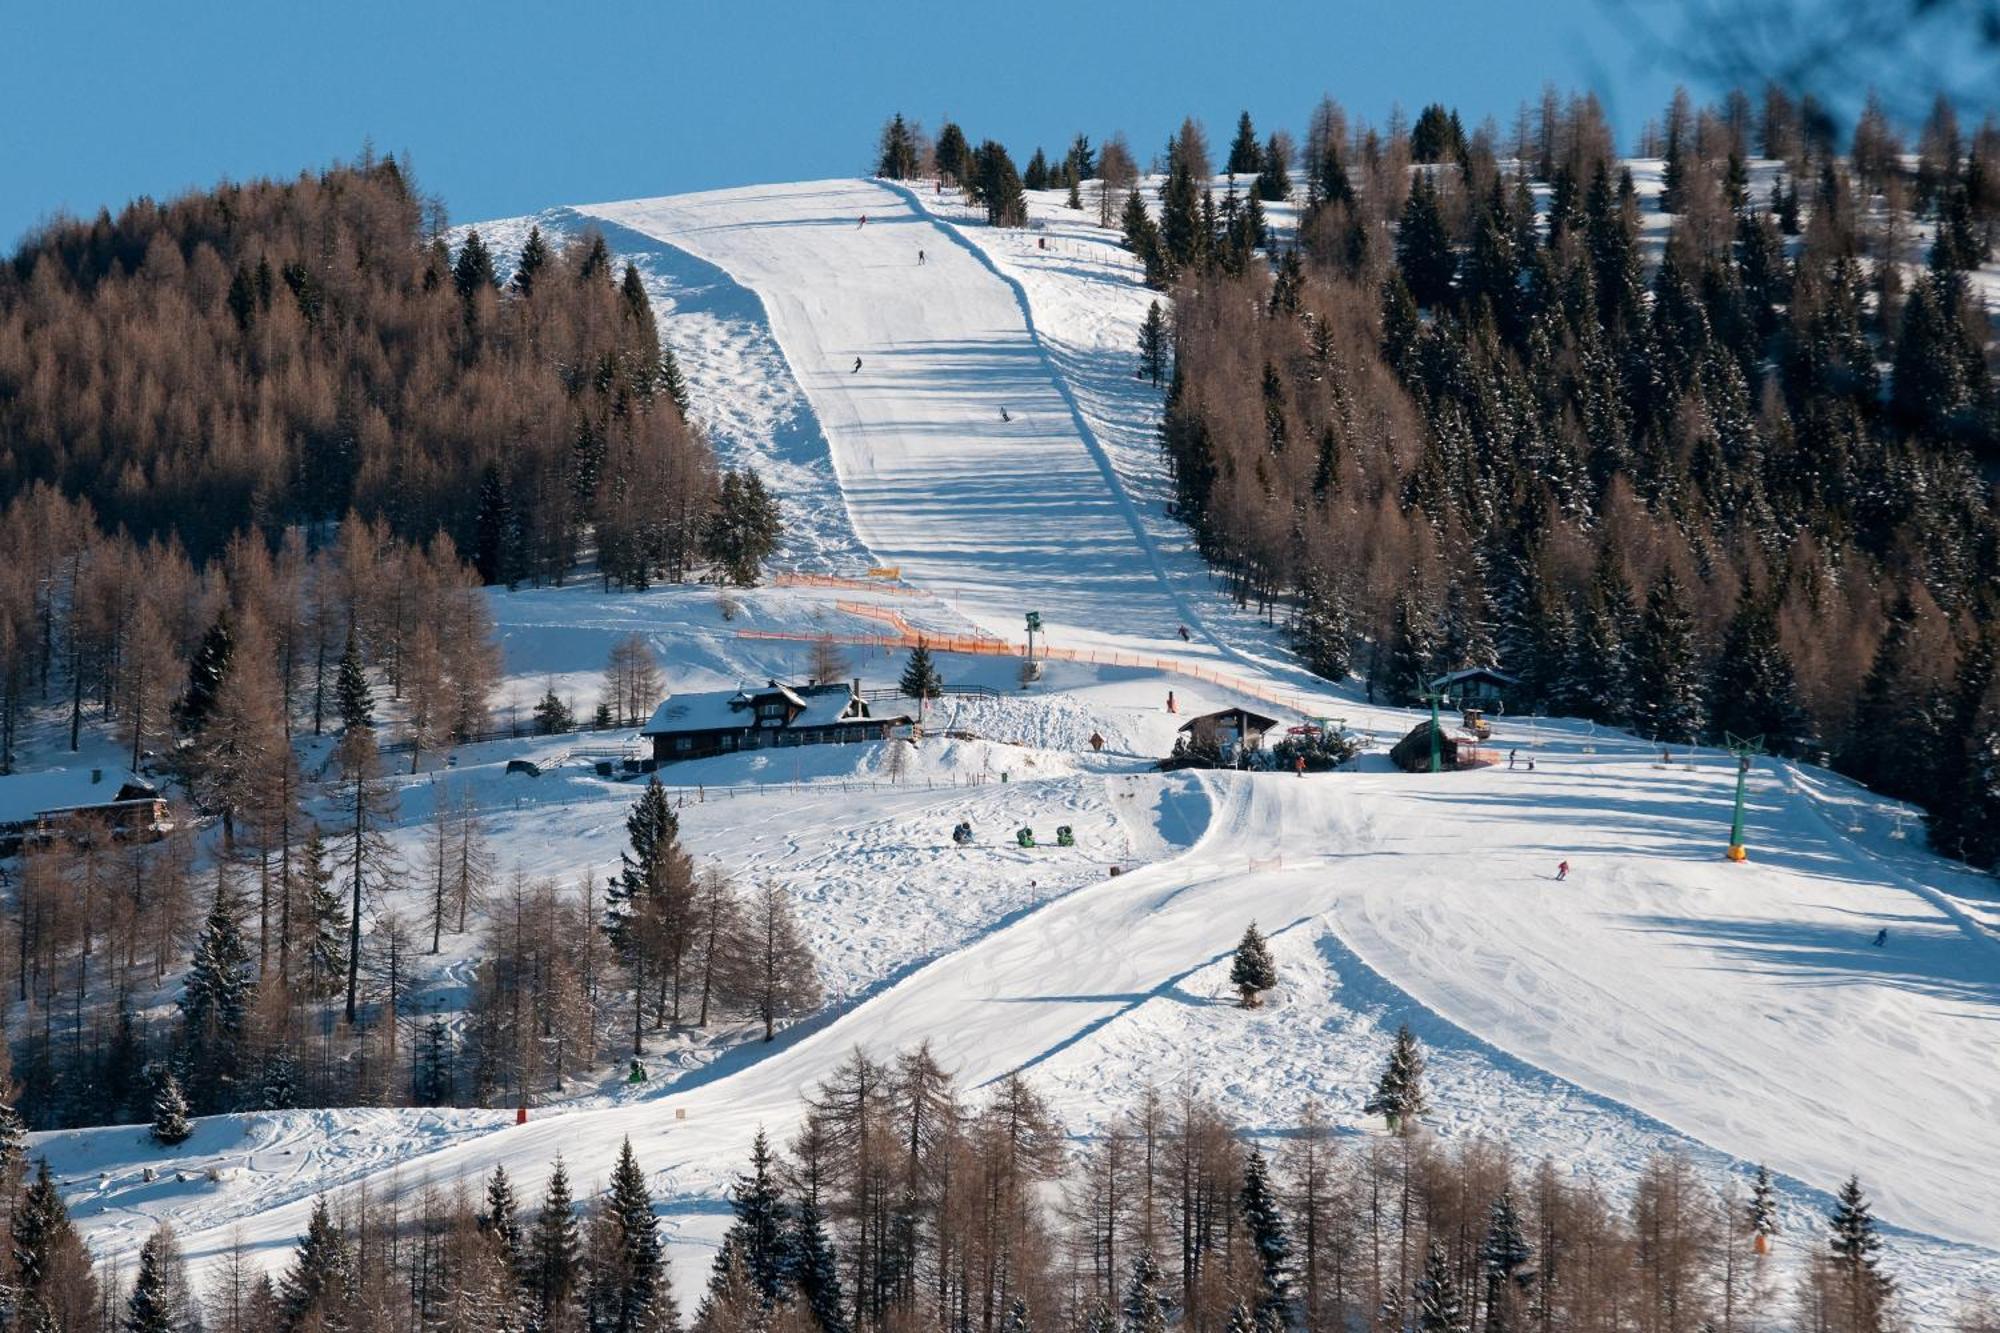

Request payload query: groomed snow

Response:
[34,178,2000,1324]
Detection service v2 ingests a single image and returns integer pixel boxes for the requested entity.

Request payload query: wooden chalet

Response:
[641,680,912,763]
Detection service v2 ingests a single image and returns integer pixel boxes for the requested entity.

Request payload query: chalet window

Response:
[674,737,692,753]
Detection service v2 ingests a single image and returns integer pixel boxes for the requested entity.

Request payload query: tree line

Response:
[1126,88,1999,868]
[0,1043,1933,1333]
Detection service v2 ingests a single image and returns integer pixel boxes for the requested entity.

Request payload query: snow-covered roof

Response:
[793,684,861,729]
[1178,706,1279,734]
[642,689,752,735]
[1429,667,1519,691]
[0,767,156,826]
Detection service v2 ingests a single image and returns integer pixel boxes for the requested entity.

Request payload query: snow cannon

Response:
[1016,827,1036,848]
[626,1057,648,1085]
[1055,825,1075,847]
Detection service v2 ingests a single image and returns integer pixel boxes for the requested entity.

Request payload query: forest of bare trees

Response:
[0,1049,1936,1333]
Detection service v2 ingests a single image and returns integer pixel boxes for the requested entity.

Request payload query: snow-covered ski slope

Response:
[39,178,2000,1319]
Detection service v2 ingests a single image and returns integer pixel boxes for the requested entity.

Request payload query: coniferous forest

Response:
[1105,89,2000,866]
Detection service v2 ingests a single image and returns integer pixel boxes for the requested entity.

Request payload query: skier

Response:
[918,249,926,265]
[852,356,863,374]
[858,214,867,227]
[1508,749,1517,770]
[1177,625,1190,642]
[1166,690,1177,714]
[1088,731,1104,753]
[1000,407,1011,422]
[1555,860,1569,881]
[1295,754,1307,778]
[1873,927,1888,947]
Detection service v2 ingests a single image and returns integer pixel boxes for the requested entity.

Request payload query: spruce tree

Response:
[1227,112,1262,176]
[935,122,971,184]
[1365,1024,1430,1132]
[181,873,254,1109]
[1747,1164,1779,1243]
[1413,1240,1468,1333]
[1238,1145,1292,1324]
[1257,133,1292,202]
[1121,1252,1170,1333]
[660,341,691,416]
[335,631,373,732]
[1828,1175,1892,1329]
[1229,922,1278,1007]
[150,1069,192,1146]
[705,468,784,586]
[0,1096,26,1175]
[1159,142,1205,276]
[258,1046,299,1112]
[876,113,921,180]
[791,1196,847,1333]
[15,1159,92,1319]
[1397,175,1456,308]
[532,1158,584,1329]
[175,611,234,735]
[277,1196,355,1333]
[1137,301,1169,387]
[1481,1190,1533,1324]
[715,1130,791,1307]
[1630,569,1703,745]
[899,642,944,713]
[605,778,694,1056]
[1024,147,1050,192]
[454,228,499,297]
[298,825,347,1002]
[122,1224,191,1333]
[513,225,550,296]
[1123,189,1166,288]
[976,141,1029,227]
[1710,591,1806,755]
[481,1164,524,1285]
[588,1138,673,1333]
[1384,589,1439,707]
[1294,574,1353,683]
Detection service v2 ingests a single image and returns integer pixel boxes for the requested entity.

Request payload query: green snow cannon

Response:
[1016,827,1036,848]
[627,1058,648,1085]
[1056,825,1075,847]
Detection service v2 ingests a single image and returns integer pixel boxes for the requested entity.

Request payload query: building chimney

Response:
[852,677,861,698]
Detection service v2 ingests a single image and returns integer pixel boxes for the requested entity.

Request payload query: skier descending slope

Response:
[852,356,862,374]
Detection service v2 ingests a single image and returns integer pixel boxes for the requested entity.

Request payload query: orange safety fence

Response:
[736,624,1321,720]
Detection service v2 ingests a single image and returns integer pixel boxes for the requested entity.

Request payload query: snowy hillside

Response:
[31,175,2000,1325]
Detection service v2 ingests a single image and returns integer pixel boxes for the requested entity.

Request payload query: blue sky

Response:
[6,0,1711,248]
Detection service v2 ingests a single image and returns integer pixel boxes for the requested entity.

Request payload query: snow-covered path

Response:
[583,181,1226,668]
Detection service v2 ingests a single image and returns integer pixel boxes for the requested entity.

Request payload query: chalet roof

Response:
[0,767,157,826]
[1178,706,1281,734]
[793,684,863,728]
[1429,667,1519,692]
[642,689,753,736]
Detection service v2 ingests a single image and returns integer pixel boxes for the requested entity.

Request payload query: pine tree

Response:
[660,341,691,416]
[481,1164,524,1285]
[1238,1145,1292,1324]
[1413,1240,1468,1333]
[15,1158,94,1321]
[1137,301,1169,387]
[335,631,373,732]
[791,1196,847,1333]
[1364,1024,1430,1132]
[532,1158,584,1329]
[705,468,784,587]
[258,1046,299,1112]
[1123,189,1166,288]
[1229,922,1278,1007]
[899,642,944,714]
[1159,143,1205,276]
[534,689,574,735]
[1121,1252,1170,1333]
[514,226,550,296]
[973,141,1029,227]
[276,1196,354,1333]
[150,1069,192,1146]
[935,123,971,184]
